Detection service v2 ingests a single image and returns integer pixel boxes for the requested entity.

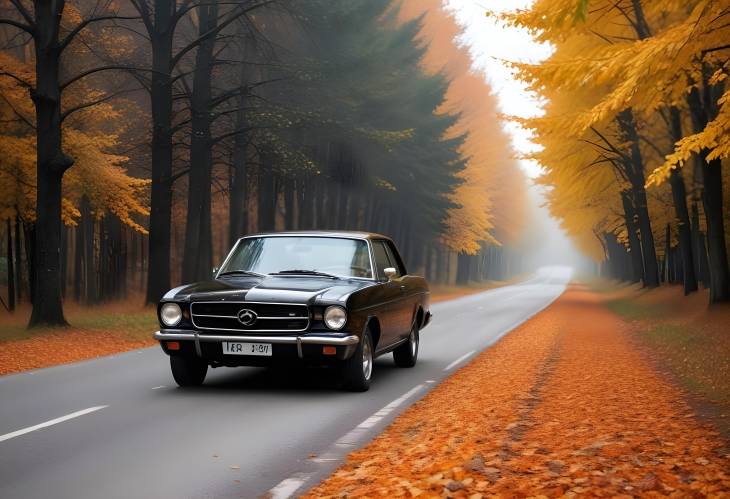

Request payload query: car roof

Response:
[237,230,392,241]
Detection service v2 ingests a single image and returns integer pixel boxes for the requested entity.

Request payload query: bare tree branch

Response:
[59,14,142,52]
[171,0,275,68]
[8,0,35,27]
[0,18,34,34]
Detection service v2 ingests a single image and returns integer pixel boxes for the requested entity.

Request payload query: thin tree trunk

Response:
[23,223,35,304]
[687,84,730,302]
[664,224,671,283]
[145,1,175,303]
[81,198,97,304]
[14,215,22,303]
[668,107,697,294]
[229,110,248,244]
[618,109,659,287]
[182,1,218,283]
[283,179,295,230]
[258,157,276,232]
[621,190,644,283]
[60,224,67,299]
[74,223,83,302]
[7,219,15,311]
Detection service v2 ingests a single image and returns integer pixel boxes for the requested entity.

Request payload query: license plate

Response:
[222,342,272,356]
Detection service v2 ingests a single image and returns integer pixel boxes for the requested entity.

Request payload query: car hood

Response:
[162,276,376,306]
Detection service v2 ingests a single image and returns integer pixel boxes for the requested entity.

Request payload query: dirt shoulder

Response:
[304,285,730,498]
[0,300,157,376]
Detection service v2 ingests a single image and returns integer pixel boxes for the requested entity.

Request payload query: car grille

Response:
[190,302,309,333]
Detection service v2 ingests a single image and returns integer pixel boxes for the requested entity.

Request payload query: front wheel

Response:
[393,322,419,368]
[342,329,373,392]
[170,355,208,387]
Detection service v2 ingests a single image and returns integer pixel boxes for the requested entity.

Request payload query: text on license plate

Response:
[222,342,272,356]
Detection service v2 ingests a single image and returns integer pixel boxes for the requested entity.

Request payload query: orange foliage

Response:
[304,286,730,497]
[397,1,528,252]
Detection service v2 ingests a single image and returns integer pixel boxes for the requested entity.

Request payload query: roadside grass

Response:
[0,299,158,375]
[640,322,730,405]
[604,295,668,321]
[595,280,730,440]
[0,300,157,343]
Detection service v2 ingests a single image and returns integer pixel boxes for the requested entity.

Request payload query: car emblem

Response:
[237,308,257,326]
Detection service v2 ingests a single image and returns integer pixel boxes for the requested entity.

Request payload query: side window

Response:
[384,242,405,277]
[372,241,392,280]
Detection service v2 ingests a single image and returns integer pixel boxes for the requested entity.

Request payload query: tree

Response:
[502,0,730,301]
[0,0,144,325]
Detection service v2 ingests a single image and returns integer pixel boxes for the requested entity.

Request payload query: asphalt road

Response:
[0,266,570,499]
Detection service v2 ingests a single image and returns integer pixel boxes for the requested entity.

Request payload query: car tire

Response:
[170,355,208,387]
[342,328,373,392]
[393,321,419,368]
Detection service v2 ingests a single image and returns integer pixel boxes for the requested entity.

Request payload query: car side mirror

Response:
[384,267,397,280]
[212,267,219,278]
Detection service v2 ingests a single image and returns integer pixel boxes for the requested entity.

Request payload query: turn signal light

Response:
[322,346,337,355]
[167,341,181,351]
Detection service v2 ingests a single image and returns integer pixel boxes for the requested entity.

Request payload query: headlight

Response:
[160,303,182,327]
[324,305,347,330]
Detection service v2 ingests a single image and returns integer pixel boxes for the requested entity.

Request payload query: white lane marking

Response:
[268,383,428,498]
[0,406,108,443]
[444,350,475,371]
[151,385,166,390]
[338,384,426,441]
[426,379,436,384]
[268,472,313,499]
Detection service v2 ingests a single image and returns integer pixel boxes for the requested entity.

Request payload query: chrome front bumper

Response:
[154,329,360,359]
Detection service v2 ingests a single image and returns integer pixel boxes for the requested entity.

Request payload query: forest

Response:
[502,0,730,304]
[0,0,530,326]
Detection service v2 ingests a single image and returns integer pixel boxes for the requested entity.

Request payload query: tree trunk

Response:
[668,107,698,294]
[6,219,15,311]
[687,84,730,302]
[23,223,35,304]
[617,109,659,288]
[663,224,671,283]
[60,224,67,298]
[145,1,175,303]
[691,202,711,288]
[28,0,74,326]
[81,198,97,304]
[182,1,218,283]
[699,158,729,302]
[229,109,248,245]
[258,156,276,232]
[14,215,23,303]
[621,190,644,283]
[283,179,295,230]
[74,223,83,302]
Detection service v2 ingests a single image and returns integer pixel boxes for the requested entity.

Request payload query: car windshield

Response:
[219,236,373,279]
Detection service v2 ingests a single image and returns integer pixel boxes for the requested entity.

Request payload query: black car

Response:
[154,231,432,391]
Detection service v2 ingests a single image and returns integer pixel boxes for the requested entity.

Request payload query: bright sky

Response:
[446,0,552,178]
[445,1,588,266]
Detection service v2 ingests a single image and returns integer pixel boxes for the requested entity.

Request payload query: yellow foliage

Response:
[498,0,729,260]
[0,52,149,230]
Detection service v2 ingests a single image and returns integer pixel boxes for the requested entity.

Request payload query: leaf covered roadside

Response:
[303,286,730,498]
[0,303,156,375]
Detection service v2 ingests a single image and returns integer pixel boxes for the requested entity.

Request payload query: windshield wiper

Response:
[217,270,265,278]
[269,269,339,279]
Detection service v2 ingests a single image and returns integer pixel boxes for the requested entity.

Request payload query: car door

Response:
[371,240,404,349]
[383,240,413,337]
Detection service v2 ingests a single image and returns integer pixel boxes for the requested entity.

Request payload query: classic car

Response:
[153,231,432,391]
